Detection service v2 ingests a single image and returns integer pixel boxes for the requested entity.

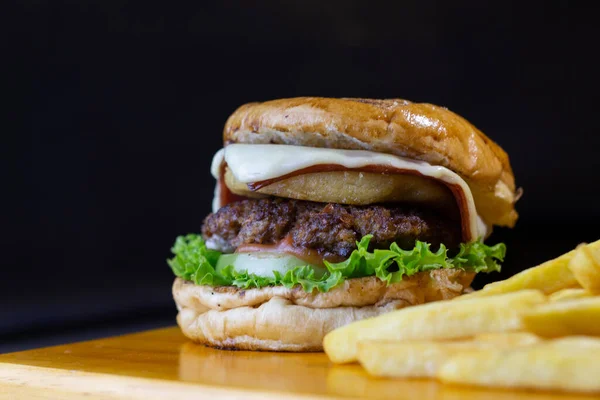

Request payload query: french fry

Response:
[549,336,600,349]
[458,239,600,299]
[472,332,541,347]
[522,297,600,337]
[568,243,600,293]
[438,336,600,393]
[357,333,540,378]
[358,341,488,378]
[549,288,591,302]
[323,290,546,364]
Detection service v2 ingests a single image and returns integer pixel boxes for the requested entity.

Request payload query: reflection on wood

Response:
[0,327,594,400]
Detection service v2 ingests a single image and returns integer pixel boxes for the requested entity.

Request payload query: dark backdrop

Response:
[5,1,596,351]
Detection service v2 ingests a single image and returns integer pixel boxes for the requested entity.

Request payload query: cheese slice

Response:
[211,144,487,241]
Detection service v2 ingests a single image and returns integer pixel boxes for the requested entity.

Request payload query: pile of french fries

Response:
[324,240,600,394]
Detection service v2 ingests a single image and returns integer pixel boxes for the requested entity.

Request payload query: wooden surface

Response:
[0,327,593,400]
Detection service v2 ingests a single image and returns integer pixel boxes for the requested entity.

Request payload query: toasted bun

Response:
[224,97,518,227]
[173,269,474,351]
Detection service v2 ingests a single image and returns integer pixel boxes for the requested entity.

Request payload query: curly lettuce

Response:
[167,234,505,293]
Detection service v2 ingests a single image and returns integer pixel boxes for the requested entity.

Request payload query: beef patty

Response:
[202,198,461,261]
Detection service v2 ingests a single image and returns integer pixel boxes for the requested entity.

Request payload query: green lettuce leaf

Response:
[167,234,505,293]
[166,234,228,285]
[451,240,506,273]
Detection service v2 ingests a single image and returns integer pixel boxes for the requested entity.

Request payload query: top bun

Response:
[223,97,519,228]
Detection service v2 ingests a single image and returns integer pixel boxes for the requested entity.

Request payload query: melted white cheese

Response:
[211,144,487,240]
[210,148,225,213]
[210,148,225,180]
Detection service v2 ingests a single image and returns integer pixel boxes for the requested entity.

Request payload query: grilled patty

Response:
[202,199,461,261]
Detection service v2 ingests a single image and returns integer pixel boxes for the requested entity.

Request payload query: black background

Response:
[5,1,597,352]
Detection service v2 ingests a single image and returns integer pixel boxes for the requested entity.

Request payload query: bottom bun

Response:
[173,270,474,352]
[176,297,407,351]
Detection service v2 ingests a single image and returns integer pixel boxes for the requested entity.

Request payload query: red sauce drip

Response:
[218,163,248,206]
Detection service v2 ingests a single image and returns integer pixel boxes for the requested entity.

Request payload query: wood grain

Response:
[0,327,592,400]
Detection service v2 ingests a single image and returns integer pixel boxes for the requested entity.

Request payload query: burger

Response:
[168,97,520,351]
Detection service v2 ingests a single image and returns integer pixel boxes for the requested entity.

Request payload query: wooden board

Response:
[0,326,592,400]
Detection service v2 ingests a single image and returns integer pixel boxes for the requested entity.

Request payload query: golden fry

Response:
[458,239,600,299]
[358,333,540,378]
[323,290,546,364]
[569,243,600,294]
[438,336,600,393]
[358,341,488,378]
[472,332,541,347]
[522,297,600,337]
[549,288,591,302]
